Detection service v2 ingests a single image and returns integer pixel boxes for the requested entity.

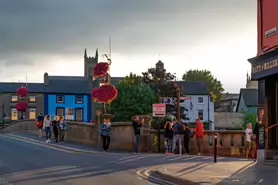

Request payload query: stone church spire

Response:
[84,48,87,58]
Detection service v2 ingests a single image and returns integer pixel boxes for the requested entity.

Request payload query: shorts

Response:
[245,141,256,150]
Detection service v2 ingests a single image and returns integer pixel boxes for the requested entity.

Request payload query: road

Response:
[0,133,271,185]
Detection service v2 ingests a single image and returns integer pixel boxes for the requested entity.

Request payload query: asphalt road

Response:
[0,133,274,185]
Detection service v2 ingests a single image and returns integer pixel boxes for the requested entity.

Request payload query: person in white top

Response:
[245,123,255,159]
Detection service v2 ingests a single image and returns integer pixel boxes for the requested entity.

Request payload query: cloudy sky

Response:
[0,0,257,92]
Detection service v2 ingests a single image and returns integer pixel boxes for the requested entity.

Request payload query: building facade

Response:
[0,83,45,120]
[177,81,215,130]
[217,93,239,112]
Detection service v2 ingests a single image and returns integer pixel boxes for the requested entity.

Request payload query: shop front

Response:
[249,49,278,159]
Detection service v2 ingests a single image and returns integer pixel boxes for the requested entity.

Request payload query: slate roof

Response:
[46,76,91,94]
[236,88,258,111]
[175,81,210,95]
[0,82,45,93]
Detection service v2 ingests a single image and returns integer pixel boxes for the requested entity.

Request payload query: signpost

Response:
[152,104,166,153]
[161,97,177,104]
[152,104,166,117]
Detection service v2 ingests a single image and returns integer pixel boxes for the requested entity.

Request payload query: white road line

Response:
[118,156,152,164]
[182,156,199,161]
[168,156,187,161]
[255,179,263,185]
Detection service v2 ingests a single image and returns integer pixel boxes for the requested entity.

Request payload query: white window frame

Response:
[197,97,204,104]
[11,95,18,102]
[29,95,36,103]
[11,108,18,120]
[76,96,83,104]
[29,108,36,120]
[57,95,64,103]
[198,110,204,120]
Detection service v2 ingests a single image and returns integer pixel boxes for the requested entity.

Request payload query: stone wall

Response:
[1,119,246,157]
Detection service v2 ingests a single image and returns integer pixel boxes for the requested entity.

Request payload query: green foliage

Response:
[150,118,165,130]
[109,82,157,121]
[182,69,225,108]
[243,112,257,129]
[120,72,142,86]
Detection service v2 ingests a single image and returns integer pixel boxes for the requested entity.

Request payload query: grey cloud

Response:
[0,0,255,67]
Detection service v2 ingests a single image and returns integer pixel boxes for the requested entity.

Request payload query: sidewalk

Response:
[151,160,255,185]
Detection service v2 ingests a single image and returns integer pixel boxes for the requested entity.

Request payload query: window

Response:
[197,97,204,104]
[11,95,18,102]
[76,108,83,122]
[29,108,36,120]
[56,95,64,103]
[11,108,18,120]
[29,96,36,103]
[56,108,64,117]
[198,110,204,120]
[76,96,83,104]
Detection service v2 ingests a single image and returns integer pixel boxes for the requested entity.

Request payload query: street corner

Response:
[2,134,101,155]
[139,160,256,185]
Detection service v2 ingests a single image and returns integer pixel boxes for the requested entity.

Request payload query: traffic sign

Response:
[161,97,177,104]
[153,104,166,117]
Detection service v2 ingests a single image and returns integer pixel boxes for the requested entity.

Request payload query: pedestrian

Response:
[100,118,112,152]
[245,123,256,159]
[164,121,173,154]
[184,123,192,154]
[52,116,59,142]
[132,116,144,154]
[43,115,52,143]
[36,113,44,137]
[57,115,66,144]
[172,119,184,155]
[195,118,204,156]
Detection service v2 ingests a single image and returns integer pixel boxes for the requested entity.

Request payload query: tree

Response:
[182,69,225,108]
[109,80,157,121]
[120,72,142,86]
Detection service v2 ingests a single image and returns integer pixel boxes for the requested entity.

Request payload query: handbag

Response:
[64,125,69,132]
[251,134,256,141]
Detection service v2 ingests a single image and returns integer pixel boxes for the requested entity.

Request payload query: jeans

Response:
[58,129,65,142]
[134,135,140,153]
[184,138,190,154]
[101,136,111,151]
[45,127,51,140]
[165,138,173,153]
[172,134,182,154]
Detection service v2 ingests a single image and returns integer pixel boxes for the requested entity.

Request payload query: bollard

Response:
[214,133,218,163]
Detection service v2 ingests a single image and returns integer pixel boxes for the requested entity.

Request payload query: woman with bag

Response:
[36,113,44,137]
[57,116,67,144]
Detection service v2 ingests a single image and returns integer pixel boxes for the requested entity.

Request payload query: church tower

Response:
[84,48,98,78]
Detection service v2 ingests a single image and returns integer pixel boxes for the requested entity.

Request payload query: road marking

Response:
[168,156,186,161]
[182,156,198,161]
[255,179,263,185]
[118,156,151,164]
[1,135,77,154]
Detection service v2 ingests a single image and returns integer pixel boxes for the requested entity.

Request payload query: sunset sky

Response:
[0,0,257,93]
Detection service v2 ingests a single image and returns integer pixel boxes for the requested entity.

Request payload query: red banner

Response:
[258,0,278,56]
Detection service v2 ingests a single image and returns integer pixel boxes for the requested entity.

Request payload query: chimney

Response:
[44,72,49,85]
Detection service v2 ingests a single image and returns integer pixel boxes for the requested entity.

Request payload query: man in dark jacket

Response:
[184,123,192,154]
[132,116,143,154]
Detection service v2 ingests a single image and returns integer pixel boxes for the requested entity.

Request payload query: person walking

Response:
[100,118,112,152]
[164,121,173,154]
[43,115,52,143]
[36,113,44,137]
[172,119,184,155]
[52,116,59,142]
[184,123,192,154]
[195,118,204,156]
[132,116,144,154]
[57,116,66,144]
[245,123,256,159]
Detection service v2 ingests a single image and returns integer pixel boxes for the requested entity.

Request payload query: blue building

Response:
[44,73,92,122]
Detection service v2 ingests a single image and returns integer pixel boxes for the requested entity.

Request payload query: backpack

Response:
[177,123,184,135]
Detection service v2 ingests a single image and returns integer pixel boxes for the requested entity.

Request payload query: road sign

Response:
[161,97,177,104]
[153,104,166,117]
